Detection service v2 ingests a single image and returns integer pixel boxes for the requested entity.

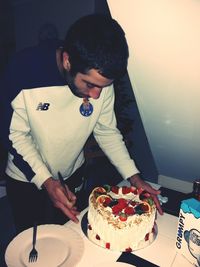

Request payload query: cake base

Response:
[81,212,157,252]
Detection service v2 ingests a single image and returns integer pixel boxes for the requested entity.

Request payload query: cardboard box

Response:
[176,198,200,266]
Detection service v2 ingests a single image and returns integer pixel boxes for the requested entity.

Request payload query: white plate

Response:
[5,224,84,267]
[93,262,135,267]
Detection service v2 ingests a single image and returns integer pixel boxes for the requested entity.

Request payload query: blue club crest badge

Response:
[80,98,93,117]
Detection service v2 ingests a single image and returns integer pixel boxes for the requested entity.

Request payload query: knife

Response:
[58,171,70,198]
[58,171,76,206]
[58,171,66,190]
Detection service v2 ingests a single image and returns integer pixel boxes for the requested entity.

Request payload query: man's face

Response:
[64,67,113,99]
[62,52,113,99]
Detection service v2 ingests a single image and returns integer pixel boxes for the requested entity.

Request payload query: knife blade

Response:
[58,171,78,210]
[58,171,66,189]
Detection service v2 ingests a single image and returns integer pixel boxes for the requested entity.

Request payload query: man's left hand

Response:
[129,174,163,215]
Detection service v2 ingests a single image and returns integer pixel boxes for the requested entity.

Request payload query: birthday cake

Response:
[87,185,157,251]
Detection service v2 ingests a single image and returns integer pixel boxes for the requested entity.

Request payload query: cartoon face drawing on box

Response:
[184,229,200,266]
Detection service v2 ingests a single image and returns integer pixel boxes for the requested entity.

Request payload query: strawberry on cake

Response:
[87,185,157,251]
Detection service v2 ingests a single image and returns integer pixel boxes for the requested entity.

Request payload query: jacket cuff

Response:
[31,166,52,189]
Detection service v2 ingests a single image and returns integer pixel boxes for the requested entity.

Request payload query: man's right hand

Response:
[43,177,80,223]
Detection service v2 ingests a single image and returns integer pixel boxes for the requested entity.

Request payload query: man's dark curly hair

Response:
[63,14,129,79]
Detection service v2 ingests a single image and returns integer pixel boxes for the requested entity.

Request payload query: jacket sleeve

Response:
[93,85,139,179]
[8,91,52,188]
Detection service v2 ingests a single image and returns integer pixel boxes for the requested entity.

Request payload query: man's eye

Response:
[86,83,94,89]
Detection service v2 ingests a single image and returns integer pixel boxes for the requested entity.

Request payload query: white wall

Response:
[108,0,200,184]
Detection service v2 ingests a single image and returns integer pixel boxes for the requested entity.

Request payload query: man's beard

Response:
[63,69,83,98]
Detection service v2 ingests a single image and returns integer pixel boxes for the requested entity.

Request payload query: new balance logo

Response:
[36,102,50,111]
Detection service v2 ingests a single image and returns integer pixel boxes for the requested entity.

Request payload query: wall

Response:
[108,0,200,191]
[0,0,15,72]
[11,0,95,51]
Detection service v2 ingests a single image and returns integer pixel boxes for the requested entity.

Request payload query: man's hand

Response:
[129,174,163,215]
[43,177,80,223]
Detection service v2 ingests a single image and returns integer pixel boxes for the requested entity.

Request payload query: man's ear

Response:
[63,52,71,71]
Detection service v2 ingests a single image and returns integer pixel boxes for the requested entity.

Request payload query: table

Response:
[65,208,193,267]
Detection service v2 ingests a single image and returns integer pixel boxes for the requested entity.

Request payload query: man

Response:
[1,14,162,233]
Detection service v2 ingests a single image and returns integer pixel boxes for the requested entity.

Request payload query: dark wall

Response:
[0,0,15,73]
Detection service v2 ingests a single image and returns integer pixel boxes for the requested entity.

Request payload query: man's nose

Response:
[89,88,102,99]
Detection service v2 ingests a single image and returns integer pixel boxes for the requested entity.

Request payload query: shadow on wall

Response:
[38,23,59,44]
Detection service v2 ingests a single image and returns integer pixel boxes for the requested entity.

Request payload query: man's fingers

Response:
[149,189,163,215]
[152,195,163,215]
[55,188,80,222]
[149,188,161,195]
[58,187,77,208]
[55,201,80,223]
[130,176,164,215]
[65,186,77,203]
[139,184,163,215]
[45,179,80,222]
